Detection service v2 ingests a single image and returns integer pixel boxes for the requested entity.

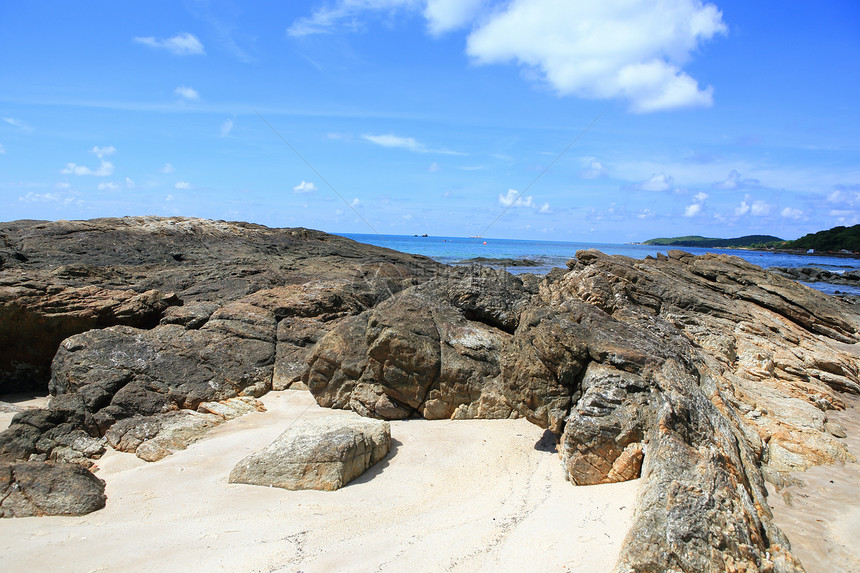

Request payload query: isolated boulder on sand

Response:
[229,416,390,491]
[0,461,106,518]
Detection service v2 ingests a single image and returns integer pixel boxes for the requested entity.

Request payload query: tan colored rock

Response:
[229,416,390,491]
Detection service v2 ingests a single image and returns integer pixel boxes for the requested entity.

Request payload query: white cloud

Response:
[634,173,674,191]
[220,119,234,137]
[165,194,175,202]
[288,1,724,111]
[750,200,771,216]
[19,192,60,202]
[538,202,551,213]
[61,160,114,177]
[428,162,440,172]
[175,181,191,189]
[362,133,463,155]
[693,191,708,202]
[350,197,361,207]
[424,0,485,35]
[363,133,424,152]
[580,158,608,179]
[293,180,318,194]
[134,33,205,55]
[714,169,761,190]
[637,209,655,219]
[0,143,5,154]
[288,0,419,37]
[828,188,860,206]
[735,198,750,216]
[498,189,534,208]
[175,86,200,101]
[3,117,32,132]
[98,182,119,190]
[683,203,702,217]
[465,0,726,112]
[161,163,175,174]
[781,207,804,220]
[125,177,136,188]
[91,145,116,158]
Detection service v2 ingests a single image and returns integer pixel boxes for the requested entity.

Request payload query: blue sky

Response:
[1,1,858,242]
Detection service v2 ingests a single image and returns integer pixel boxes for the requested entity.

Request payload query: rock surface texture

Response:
[229,416,390,491]
[0,218,858,571]
[0,461,106,517]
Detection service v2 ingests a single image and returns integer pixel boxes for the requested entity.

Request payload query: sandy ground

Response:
[766,395,860,573]
[0,390,639,573]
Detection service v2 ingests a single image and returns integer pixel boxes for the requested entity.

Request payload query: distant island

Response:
[644,224,860,253]
[643,234,783,249]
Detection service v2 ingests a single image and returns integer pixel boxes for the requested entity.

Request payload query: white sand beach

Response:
[0,390,639,572]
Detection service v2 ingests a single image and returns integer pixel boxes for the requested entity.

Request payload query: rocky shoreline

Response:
[1,217,858,571]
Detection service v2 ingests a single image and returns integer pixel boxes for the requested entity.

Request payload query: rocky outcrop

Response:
[0,217,440,469]
[306,248,860,571]
[0,461,106,517]
[0,217,442,394]
[1,217,858,570]
[229,416,390,491]
[770,265,860,287]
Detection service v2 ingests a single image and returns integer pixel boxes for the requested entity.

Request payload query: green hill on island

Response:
[787,224,860,252]
[644,224,860,252]
[643,235,783,248]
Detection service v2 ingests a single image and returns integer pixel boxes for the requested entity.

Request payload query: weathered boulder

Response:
[229,416,390,491]
[0,461,106,517]
[305,267,525,421]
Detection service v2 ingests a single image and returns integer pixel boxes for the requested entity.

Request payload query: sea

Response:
[340,233,860,297]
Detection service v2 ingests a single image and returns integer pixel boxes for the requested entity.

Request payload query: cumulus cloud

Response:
[161,163,175,174]
[828,186,860,206]
[289,1,724,111]
[175,86,200,101]
[61,160,114,176]
[175,181,191,189]
[735,198,750,216]
[538,202,552,213]
[465,0,726,112]
[134,33,205,55]
[293,180,318,194]
[693,191,709,202]
[714,169,761,190]
[424,0,485,35]
[781,207,804,220]
[98,182,119,190]
[637,208,655,219]
[580,158,608,179]
[498,189,534,208]
[750,200,771,216]
[350,197,361,207]
[91,145,116,158]
[220,119,234,137]
[683,203,702,217]
[633,173,674,192]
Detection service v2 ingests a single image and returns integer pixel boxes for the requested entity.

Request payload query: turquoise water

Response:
[340,233,860,296]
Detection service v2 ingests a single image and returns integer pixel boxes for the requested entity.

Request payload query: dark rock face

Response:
[0,217,441,394]
[0,217,441,470]
[0,461,106,517]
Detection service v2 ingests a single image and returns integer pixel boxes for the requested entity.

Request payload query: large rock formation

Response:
[0,461,106,517]
[0,217,858,571]
[303,249,860,572]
